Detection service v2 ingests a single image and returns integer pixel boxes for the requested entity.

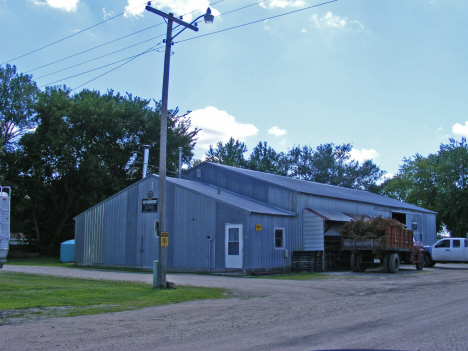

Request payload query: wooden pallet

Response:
[292,251,324,272]
[324,236,351,271]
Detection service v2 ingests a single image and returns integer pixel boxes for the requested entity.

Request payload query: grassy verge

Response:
[6,256,73,267]
[0,272,229,325]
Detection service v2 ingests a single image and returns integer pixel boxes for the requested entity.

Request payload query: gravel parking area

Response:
[1,264,468,350]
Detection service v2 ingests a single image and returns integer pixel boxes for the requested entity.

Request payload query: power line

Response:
[26,23,164,73]
[176,0,338,45]
[26,0,228,74]
[35,35,165,79]
[40,45,161,88]
[1,1,149,66]
[71,46,157,92]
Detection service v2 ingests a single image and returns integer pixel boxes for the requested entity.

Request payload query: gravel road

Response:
[1,264,468,351]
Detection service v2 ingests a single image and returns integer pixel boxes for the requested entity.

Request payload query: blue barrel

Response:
[60,239,75,263]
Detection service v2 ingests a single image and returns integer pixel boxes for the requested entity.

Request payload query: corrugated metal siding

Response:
[74,217,84,263]
[246,214,298,270]
[214,204,247,270]
[303,209,324,251]
[168,185,217,270]
[84,203,104,263]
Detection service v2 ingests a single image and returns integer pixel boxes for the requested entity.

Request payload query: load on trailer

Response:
[341,216,425,273]
[0,186,11,269]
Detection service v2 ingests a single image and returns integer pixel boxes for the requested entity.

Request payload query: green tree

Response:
[0,64,39,149]
[380,138,468,237]
[287,143,385,191]
[3,87,199,254]
[248,141,288,175]
[205,137,248,167]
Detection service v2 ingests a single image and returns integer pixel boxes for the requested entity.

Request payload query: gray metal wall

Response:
[185,164,437,248]
[303,209,324,251]
[74,177,159,267]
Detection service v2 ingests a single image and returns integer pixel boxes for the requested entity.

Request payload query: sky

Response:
[1,0,467,177]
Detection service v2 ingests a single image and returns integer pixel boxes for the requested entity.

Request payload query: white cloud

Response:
[126,0,219,21]
[268,126,287,137]
[30,0,79,12]
[102,7,114,20]
[187,106,259,150]
[260,0,305,9]
[311,11,363,29]
[452,122,468,137]
[349,148,378,163]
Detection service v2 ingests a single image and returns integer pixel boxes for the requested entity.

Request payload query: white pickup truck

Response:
[424,238,468,267]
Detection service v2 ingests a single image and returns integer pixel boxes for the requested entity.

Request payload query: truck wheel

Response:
[388,253,400,273]
[382,254,390,273]
[355,253,367,272]
[415,257,424,271]
[350,253,358,272]
[424,255,436,268]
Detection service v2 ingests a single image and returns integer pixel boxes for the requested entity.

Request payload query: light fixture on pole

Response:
[145,3,213,289]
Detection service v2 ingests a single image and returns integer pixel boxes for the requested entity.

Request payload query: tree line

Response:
[1,64,467,255]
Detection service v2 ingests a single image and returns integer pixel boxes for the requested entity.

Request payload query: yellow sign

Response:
[255,224,262,231]
[160,232,169,247]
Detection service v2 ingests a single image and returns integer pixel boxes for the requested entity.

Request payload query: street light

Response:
[145,3,214,289]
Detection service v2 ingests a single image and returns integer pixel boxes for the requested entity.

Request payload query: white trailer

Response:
[0,186,11,269]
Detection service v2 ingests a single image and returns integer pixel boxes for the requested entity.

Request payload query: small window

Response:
[274,228,284,249]
[435,240,450,248]
[465,239,468,248]
[453,240,461,248]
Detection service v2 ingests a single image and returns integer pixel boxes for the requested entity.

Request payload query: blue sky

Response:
[1,0,467,177]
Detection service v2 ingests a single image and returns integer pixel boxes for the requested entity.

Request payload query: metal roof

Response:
[305,209,354,222]
[168,177,296,217]
[201,163,436,214]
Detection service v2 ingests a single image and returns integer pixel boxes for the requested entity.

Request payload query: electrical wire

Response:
[26,23,164,73]
[70,46,157,92]
[1,1,149,65]
[39,45,160,88]
[176,0,339,45]
[41,0,337,90]
[35,35,165,79]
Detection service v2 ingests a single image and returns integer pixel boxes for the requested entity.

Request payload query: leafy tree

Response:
[287,143,385,191]
[380,138,468,237]
[248,141,288,175]
[3,87,199,254]
[205,137,248,167]
[0,64,39,149]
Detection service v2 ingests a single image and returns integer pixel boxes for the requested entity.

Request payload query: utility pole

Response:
[145,3,213,288]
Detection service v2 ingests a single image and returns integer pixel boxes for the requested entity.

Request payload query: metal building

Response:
[74,175,297,272]
[74,162,436,273]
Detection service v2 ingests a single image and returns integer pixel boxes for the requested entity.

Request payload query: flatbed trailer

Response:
[342,227,424,273]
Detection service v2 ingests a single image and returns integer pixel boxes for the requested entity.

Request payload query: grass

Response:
[0,272,229,324]
[6,256,74,267]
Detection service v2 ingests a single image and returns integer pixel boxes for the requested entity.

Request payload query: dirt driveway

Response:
[1,264,467,351]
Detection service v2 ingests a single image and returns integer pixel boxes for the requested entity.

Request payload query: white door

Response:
[432,239,451,261]
[225,224,243,269]
[450,239,464,262]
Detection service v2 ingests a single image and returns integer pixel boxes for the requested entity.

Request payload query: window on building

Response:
[274,228,284,249]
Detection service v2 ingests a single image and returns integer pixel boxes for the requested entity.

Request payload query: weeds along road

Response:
[1,264,468,351]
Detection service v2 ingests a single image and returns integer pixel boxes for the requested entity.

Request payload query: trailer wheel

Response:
[355,253,367,272]
[382,254,390,273]
[350,253,358,272]
[388,253,400,273]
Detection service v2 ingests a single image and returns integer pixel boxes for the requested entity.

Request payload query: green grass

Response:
[256,272,332,280]
[6,256,74,267]
[0,272,229,324]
